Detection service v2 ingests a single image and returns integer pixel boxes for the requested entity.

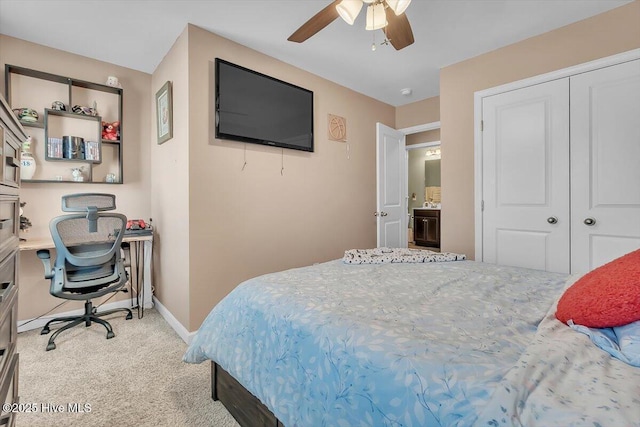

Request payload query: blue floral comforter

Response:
[183,260,637,426]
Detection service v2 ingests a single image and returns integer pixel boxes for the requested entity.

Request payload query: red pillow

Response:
[556,249,640,328]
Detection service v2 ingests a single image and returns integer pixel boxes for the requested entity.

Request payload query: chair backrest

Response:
[49,194,127,293]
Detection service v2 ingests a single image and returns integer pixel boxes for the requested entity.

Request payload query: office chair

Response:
[36,193,133,351]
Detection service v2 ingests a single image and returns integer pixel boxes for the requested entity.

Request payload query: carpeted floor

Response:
[17,308,240,427]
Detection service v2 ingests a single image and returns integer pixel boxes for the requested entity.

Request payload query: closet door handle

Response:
[547,216,558,224]
[584,217,596,226]
[380,212,388,217]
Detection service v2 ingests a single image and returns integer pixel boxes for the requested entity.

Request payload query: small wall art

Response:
[328,114,347,142]
[156,81,173,144]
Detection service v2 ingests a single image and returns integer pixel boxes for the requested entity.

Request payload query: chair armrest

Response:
[36,250,54,279]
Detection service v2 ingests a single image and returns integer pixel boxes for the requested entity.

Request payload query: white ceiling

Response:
[0,0,631,106]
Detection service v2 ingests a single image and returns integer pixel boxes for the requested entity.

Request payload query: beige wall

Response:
[150,29,191,329]
[0,35,152,321]
[406,130,440,146]
[396,96,439,129]
[439,1,640,259]
[184,25,394,329]
[397,96,441,144]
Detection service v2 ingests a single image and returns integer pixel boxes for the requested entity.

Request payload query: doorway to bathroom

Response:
[406,140,441,250]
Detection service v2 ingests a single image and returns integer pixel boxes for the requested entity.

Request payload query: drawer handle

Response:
[0,281,13,303]
[0,219,12,230]
[5,156,20,168]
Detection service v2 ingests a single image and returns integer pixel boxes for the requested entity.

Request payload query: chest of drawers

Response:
[0,94,24,427]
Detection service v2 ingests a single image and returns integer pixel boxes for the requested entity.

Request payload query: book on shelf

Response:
[84,140,100,162]
[47,137,63,159]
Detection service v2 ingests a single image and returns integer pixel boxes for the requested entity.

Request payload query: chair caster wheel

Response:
[41,328,50,335]
[106,331,115,339]
[46,342,56,351]
[126,312,133,320]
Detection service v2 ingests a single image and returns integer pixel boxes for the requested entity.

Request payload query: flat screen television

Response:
[215,58,314,152]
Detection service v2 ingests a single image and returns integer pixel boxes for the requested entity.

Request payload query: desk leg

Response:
[142,240,153,310]
[132,240,144,318]
[123,240,149,319]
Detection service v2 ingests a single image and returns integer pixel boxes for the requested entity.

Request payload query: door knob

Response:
[373,212,379,216]
[547,216,558,224]
[584,217,596,226]
[380,212,388,217]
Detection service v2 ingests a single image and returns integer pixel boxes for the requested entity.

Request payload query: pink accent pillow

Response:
[556,249,640,328]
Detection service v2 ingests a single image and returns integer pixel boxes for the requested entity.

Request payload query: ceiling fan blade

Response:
[384,7,414,50]
[288,0,342,43]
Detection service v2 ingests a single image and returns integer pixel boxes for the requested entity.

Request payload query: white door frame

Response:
[397,121,441,247]
[473,48,640,262]
[405,140,441,239]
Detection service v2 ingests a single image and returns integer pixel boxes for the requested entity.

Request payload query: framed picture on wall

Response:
[156,81,173,144]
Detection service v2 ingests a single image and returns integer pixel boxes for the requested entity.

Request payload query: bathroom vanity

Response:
[413,208,440,249]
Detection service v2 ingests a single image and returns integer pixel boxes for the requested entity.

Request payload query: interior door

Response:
[376,123,406,248]
[570,59,640,274]
[482,78,570,273]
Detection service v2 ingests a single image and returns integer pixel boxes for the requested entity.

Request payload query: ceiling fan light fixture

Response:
[386,0,411,15]
[365,3,387,30]
[336,0,363,25]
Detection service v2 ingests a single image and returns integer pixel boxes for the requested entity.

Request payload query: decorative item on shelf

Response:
[62,136,85,159]
[102,121,120,140]
[19,202,32,239]
[71,105,98,116]
[51,100,66,111]
[106,75,122,88]
[12,107,38,123]
[20,136,37,180]
[71,166,85,182]
[84,140,100,161]
[105,173,117,183]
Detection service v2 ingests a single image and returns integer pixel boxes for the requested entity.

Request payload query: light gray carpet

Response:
[17,308,240,427]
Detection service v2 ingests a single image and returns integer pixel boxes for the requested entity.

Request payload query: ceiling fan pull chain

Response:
[382,26,390,46]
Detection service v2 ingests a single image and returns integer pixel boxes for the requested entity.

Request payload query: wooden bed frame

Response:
[211,362,285,427]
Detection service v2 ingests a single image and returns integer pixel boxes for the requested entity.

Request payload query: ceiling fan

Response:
[288,0,414,51]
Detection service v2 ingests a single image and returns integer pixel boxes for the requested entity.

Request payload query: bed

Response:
[184,251,640,427]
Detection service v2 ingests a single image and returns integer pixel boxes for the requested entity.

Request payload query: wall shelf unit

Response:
[5,65,123,184]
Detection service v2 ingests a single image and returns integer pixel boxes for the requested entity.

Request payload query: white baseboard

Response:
[18,298,134,333]
[152,296,197,345]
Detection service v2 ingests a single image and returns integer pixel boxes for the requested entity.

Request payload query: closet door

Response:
[482,78,570,273]
[570,59,640,274]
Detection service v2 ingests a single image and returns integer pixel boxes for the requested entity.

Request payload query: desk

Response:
[19,233,153,318]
